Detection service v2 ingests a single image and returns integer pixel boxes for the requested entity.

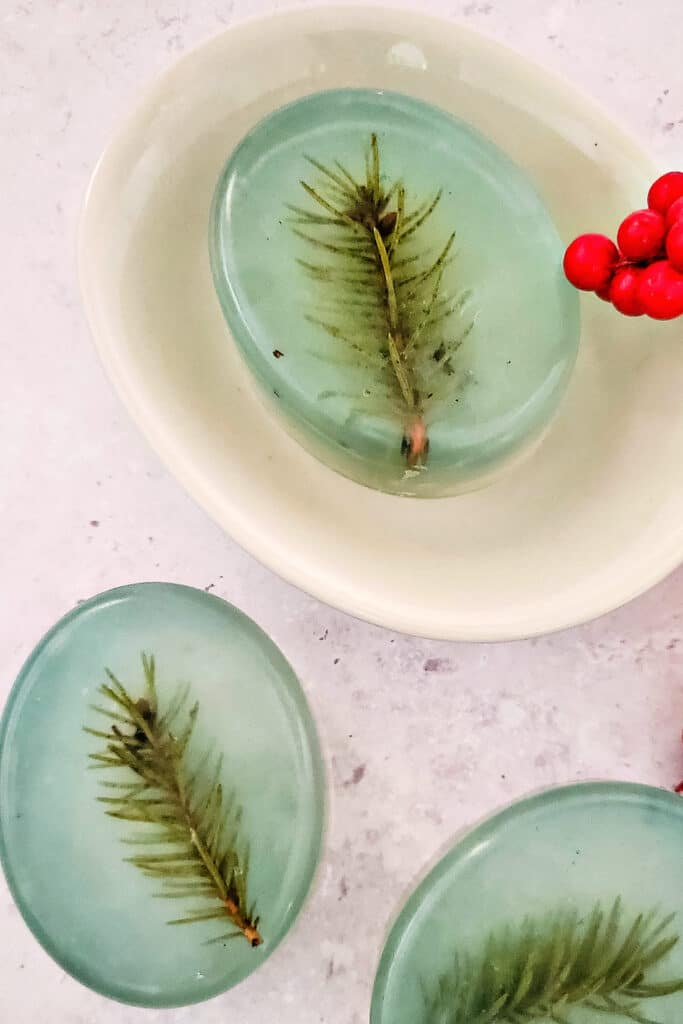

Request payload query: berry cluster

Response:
[563,171,683,320]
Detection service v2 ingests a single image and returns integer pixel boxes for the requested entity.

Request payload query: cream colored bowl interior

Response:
[79,7,683,640]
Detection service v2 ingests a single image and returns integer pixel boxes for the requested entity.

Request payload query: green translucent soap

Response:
[210,89,579,497]
[0,584,324,1007]
[371,783,683,1024]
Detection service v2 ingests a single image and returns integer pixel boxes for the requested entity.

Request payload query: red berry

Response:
[647,171,683,214]
[608,267,644,316]
[595,283,612,301]
[666,220,683,272]
[616,209,666,261]
[563,233,618,291]
[638,260,683,320]
[665,196,683,229]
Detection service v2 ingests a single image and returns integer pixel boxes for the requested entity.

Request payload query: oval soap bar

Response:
[210,89,579,497]
[0,584,324,1007]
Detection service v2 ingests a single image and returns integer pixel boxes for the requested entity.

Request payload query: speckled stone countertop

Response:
[2,2,683,1022]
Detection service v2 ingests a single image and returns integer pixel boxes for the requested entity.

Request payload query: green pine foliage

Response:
[290,132,473,465]
[423,898,683,1024]
[86,653,261,948]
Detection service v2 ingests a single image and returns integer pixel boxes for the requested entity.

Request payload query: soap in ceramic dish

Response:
[210,88,579,497]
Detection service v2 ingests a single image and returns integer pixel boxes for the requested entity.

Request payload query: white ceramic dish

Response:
[79,6,683,641]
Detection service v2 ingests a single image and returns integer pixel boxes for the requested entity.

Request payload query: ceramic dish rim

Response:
[78,6,676,642]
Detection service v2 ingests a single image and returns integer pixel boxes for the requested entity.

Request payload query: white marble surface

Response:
[2,2,683,1021]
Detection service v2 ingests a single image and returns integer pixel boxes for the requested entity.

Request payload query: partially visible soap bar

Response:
[210,89,579,497]
[372,783,683,1024]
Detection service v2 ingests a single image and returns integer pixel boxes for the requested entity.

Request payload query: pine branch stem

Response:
[388,185,405,258]
[371,218,426,463]
[372,226,399,334]
[224,897,262,947]
[165,743,263,947]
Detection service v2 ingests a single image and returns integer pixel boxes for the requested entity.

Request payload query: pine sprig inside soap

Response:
[423,898,683,1023]
[290,133,473,467]
[86,653,262,948]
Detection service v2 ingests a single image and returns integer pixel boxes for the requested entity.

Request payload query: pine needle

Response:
[295,132,473,467]
[422,899,683,1023]
[86,654,262,948]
